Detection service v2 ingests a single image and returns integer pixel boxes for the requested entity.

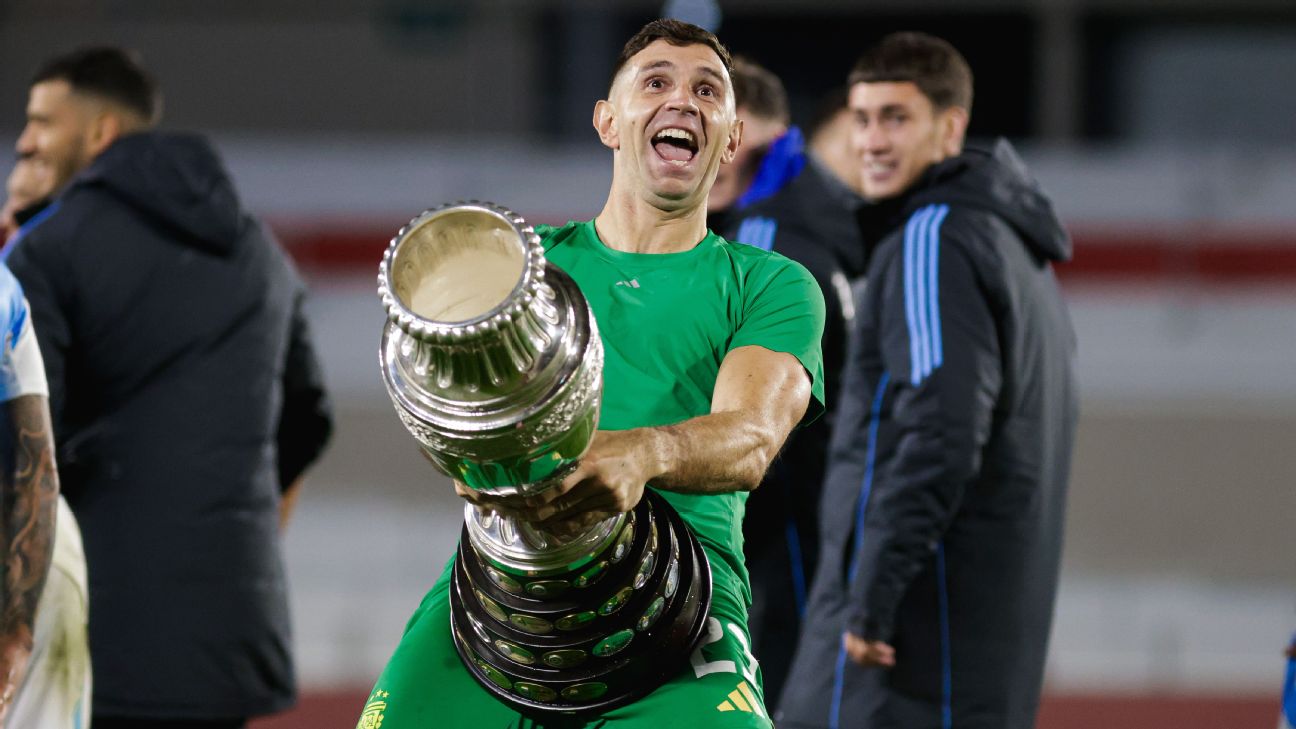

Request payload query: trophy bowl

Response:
[378,202,711,716]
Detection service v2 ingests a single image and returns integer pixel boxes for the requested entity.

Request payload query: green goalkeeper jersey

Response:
[538,220,826,608]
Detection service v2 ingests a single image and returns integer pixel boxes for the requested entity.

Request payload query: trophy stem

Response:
[465,504,627,578]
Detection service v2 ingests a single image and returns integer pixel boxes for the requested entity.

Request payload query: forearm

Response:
[846,437,973,641]
[510,347,813,532]
[0,397,58,659]
[646,410,783,494]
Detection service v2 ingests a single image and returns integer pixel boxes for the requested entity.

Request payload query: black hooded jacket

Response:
[7,132,332,719]
[715,158,866,702]
[778,139,1078,729]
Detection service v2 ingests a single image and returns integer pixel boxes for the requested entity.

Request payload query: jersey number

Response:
[689,617,759,686]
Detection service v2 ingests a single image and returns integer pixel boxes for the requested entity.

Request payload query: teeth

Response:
[655,128,696,145]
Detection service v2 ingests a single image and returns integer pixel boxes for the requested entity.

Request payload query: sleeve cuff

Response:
[847,611,894,644]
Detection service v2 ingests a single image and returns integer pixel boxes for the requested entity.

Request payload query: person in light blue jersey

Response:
[0,263,90,729]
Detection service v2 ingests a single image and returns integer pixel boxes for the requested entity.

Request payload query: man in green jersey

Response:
[359,19,825,729]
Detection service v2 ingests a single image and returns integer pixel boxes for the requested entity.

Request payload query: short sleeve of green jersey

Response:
[728,253,826,424]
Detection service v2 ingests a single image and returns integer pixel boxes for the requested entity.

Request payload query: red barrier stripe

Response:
[271,219,1296,284]
[1060,228,1296,283]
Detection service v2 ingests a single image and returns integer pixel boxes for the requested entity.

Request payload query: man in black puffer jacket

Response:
[7,47,332,729]
[779,33,1078,729]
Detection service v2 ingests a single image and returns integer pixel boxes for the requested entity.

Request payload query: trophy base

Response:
[448,490,712,716]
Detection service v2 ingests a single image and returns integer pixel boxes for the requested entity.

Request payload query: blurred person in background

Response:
[6,46,333,729]
[359,19,823,728]
[0,260,90,729]
[778,32,1077,729]
[706,56,803,231]
[1,158,57,250]
[803,88,863,200]
[716,82,868,706]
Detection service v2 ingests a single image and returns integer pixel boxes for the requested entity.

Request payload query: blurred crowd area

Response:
[3,1,1294,727]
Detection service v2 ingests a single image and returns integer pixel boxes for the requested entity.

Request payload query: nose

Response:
[665,85,699,116]
[15,124,36,157]
[859,122,889,155]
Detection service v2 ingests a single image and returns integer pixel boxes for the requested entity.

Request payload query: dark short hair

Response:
[848,32,973,114]
[807,85,850,139]
[610,18,733,91]
[731,56,788,124]
[32,46,161,123]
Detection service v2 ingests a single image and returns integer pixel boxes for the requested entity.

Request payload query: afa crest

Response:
[356,689,390,729]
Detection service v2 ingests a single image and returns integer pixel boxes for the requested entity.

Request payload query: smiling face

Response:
[848,80,966,201]
[15,80,101,199]
[594,40,742,211]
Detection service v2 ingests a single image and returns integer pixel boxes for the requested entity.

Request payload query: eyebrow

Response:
[637,59,727,86]
[853,103,910,116]
[639,60,676,75]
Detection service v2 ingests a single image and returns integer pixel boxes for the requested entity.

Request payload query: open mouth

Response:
[651,128,699,165]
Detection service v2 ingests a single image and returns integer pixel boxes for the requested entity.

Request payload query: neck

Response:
[594,185,710,254]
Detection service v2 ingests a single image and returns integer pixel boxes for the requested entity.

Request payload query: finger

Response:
[538,508,617,540]
[842,632,862,662]
[527,476,612,522]
[535,494,620,530]
[873,643,896,667]
[524,463,590,508]
[531,484,622,526]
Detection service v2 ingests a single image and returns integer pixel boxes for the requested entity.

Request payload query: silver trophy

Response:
[379,202,710,716]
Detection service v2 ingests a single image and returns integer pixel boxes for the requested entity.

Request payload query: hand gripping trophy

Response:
[378,202,711,716]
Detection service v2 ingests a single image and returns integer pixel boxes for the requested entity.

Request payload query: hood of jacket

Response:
[71,131,243,254]
[860,138,1071,263]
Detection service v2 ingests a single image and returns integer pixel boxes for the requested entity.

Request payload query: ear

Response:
[85,110,125,158]
[593,100,619,151]
[720,117,743,165]
[939,106,969,157]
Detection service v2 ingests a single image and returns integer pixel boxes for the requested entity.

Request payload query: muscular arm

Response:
[475,345,812,535]
[646,344,810,494]
[0,394,58,714]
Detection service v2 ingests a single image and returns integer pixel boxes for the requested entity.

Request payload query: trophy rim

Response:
[378,200,546,343]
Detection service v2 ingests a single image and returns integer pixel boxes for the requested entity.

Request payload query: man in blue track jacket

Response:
[778,33,1078,729]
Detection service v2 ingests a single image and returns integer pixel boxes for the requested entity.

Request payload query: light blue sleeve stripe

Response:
[903,210,923,384]
[904,204,952,385]
[915,209,932,378]
[733,216,777,251]
[904,206,936,385]
[926,205,950,371]
[735,218,755,247]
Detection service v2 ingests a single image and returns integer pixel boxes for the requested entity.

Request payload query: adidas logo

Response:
[614,279,641,288]
[716,680,768,718]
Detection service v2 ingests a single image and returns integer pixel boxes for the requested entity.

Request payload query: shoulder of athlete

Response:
[721,236,820,297]
[535,220,583,253]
